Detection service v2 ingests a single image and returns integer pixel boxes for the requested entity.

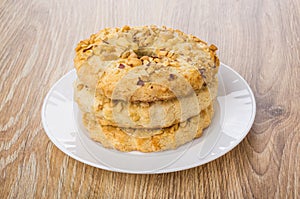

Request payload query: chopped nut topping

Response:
[77,84,84,90]
[127,58,142,67]
[163,60,170,66]
[209,44,218,51]
[143,60,150,65]
[198,68,206,78]
[167,51,174,58]
[130,113,140,122]
[118,64,125,69]
[137,78,145,86]
[158,50,168,57]
[161,87,167,92]
[168,74,177,81]
[170,61,180,67]
[121,25,131,32]
[153,58,161,63]
[121,51,130,59]
[84,50,93,56]
[140,56,150,61]
[192,36,201,42]
[128,52,138,58]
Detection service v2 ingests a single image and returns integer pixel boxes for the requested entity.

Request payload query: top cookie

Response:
[74,25,219,102]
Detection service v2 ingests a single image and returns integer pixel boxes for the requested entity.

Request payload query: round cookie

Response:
[74,25,219,102]
[82,104,214,152]
[74,78,217,129]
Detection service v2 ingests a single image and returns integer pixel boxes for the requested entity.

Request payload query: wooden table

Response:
[1,0,299,198]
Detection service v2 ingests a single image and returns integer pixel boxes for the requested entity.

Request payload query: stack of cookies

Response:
[74,25,219,152]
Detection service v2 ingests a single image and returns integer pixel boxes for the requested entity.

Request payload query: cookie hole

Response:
[134,49,155,58]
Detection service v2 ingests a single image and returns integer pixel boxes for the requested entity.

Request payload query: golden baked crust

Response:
[74,25,219,102]
[74,79,217,129]
[82,104,214,152]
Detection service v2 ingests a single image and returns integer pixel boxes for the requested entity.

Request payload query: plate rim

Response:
[41,63,256,174]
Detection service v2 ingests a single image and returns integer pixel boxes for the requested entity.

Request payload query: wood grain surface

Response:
[1,0,299,198]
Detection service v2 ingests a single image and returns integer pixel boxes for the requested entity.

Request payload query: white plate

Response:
[42,63,256,174]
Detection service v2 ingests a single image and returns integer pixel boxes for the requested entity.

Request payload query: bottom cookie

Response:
[81,104,214,152]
